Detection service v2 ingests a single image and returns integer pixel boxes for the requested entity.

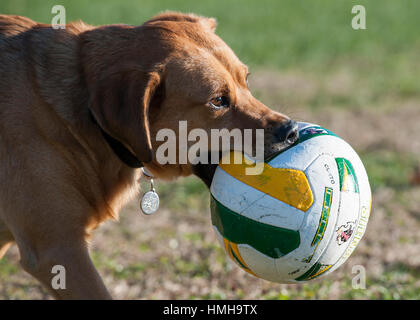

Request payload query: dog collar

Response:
[89,110,144,168]
[89,111,160,215]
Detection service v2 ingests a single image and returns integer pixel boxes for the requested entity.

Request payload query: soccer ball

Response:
[210,122,371,282]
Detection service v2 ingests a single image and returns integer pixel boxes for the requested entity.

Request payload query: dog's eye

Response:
[209,96,230,110]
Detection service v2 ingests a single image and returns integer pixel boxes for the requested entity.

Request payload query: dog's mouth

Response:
[191,150,222,188]
[192,162,218,188]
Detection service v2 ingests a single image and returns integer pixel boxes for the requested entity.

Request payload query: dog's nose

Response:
[274,120,299,145]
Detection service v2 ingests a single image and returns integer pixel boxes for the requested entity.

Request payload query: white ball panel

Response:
[297,154,341,265]
[237,244,278,281]
[267,139,320,171]
[268,135,345,171]
[240,194,304,230]
[210,167,265,213]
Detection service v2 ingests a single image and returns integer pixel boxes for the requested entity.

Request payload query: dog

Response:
[0,12,299,299]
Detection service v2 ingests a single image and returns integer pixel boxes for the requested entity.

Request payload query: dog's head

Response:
[82,12,298,186]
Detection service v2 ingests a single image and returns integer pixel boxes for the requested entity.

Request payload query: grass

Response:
[153,177,209,212]
[361,151,418,191]
[0,257,19,278]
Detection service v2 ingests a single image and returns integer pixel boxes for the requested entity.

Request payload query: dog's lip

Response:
[264,146,286,163]
[264,137,299,162]
[192,162,218,188]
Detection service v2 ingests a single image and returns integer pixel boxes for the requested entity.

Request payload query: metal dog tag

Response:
[140,178,159,215]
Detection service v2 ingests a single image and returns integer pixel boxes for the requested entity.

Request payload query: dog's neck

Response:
[26,24,142,225]
[88,110,144,169]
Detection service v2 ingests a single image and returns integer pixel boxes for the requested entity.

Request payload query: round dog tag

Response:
[140,190,160,215]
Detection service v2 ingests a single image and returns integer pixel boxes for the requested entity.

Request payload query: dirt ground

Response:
[1,71,419,299]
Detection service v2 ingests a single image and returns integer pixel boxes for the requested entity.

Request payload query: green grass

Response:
[361,151,418,191]
[0,257,19,278]
[153,177,209,212]
[91,250,148,280]
[260,268,420,300]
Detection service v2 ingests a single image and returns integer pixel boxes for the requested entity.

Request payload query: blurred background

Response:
[0,0,419,299]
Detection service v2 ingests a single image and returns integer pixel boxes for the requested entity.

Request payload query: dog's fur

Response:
[0,12,292,299]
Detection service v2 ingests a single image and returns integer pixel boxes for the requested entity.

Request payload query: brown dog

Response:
[0,12,298,299]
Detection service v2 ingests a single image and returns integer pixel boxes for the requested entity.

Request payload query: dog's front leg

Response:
[16,236,112,300]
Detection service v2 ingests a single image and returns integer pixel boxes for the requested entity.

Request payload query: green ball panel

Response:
[211,195,300,259]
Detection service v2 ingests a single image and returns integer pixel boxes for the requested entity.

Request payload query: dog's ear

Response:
[88,66,162,164]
